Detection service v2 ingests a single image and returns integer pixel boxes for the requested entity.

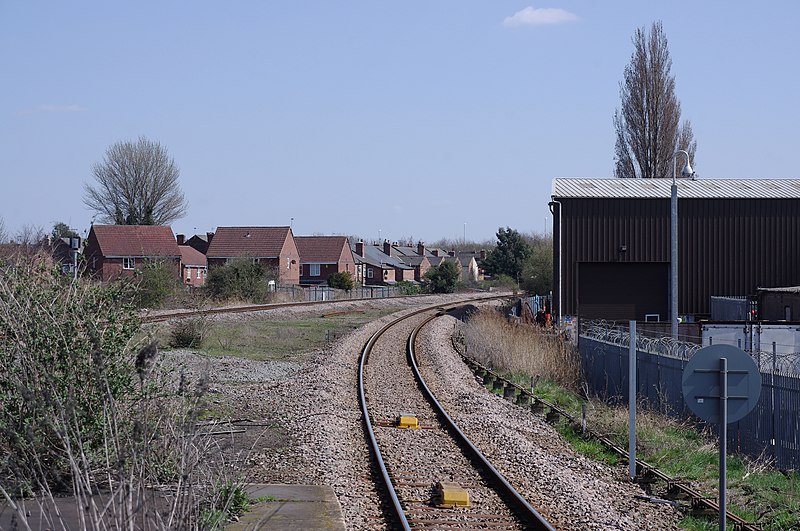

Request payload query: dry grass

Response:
[462,308,580,390]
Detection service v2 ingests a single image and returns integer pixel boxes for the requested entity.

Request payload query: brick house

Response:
[351,240,415,285]
[178,244,207,287]
[392,241,434,281]
[84,225,181,281]
[294,236,356,285]
[205,226,300,285]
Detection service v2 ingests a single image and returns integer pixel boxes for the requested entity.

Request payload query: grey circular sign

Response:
[682,344,761,424]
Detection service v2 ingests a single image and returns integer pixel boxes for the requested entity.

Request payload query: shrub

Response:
[134,258,181,309]
[424,260,460,293]
[0,253,243,528]
[169,317,208,349]
[396,280,421,295]
[206,258,276,302]
[0,256,140,490]
[328,270,354,290]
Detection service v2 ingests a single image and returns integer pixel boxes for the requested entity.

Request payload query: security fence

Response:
[579,321,800,470]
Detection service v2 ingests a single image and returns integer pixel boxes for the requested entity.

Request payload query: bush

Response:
[396,280,421,295]
[0,256,140,490]
[206,258,276,302]
[134,258,181,309]
[424,260,460,293]
[328,270,354,290]
[0,254,244,528]
[169,317,207,348]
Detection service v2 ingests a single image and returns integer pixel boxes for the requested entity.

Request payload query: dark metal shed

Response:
[550,178,800,323]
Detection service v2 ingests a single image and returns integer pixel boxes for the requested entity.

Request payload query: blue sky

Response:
[2,2,798,244]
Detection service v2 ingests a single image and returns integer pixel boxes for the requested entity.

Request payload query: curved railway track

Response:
[358,300,554,530]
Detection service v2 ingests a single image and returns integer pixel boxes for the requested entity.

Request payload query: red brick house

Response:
[179,244,207,287]
[205,226,300,285]
[351,240,415,286]
[295,236,356,285]
[84,225,181,281]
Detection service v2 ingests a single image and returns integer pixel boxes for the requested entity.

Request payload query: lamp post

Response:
[671,150,694,339]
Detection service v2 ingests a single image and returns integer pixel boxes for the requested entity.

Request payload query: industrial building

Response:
[550,178,800,324]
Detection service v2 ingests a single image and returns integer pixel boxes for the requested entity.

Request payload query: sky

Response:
[2,2,799,245]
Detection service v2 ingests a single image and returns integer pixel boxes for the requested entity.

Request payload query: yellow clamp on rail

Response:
[435,481,470,508]
[396,414,420,430]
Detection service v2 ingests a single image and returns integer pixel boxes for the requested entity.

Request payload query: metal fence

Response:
[579,323,800,470]
[274,285,400,302]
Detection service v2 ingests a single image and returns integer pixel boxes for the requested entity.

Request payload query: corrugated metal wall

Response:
[553,197,800,319]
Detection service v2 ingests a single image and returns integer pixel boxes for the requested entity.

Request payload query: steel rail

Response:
[142,298,372,323]
[408,313,555,531]
[357,295,507,530]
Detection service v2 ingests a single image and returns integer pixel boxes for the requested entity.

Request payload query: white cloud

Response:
[503,6,578,27]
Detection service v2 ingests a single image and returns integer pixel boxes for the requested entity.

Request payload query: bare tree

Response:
[0,216,7,243]
[15,224,45,246]
[84,136,188,225]
[613,21,696,179]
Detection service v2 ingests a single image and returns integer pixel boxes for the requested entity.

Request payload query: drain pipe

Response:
[548,200,562,326]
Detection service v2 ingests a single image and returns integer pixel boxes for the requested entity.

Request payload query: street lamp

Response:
[671,150,694,339]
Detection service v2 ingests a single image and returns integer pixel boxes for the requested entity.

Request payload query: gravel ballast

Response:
[162,294,681,530]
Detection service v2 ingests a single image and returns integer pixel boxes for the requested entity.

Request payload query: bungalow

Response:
[205,226,300,285]
[295,236,356,286]
[84,225,181,281]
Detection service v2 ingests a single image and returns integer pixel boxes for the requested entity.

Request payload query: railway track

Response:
[358,300,554,530]
[452,328,763,531]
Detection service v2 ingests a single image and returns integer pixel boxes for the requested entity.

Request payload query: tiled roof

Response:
[295,236,350,263]
[179,245,207,267]
[353,244,413,269]
[91,225,180,257]
[552,178,800,199]
[206,226,291,258]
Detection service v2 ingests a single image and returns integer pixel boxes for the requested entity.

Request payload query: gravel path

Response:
[160,293,682,530]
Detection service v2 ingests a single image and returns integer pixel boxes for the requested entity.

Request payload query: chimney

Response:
[480,249,486,260]
[356,239,365,256]
[448,250,456,257]
[383,239,392,256]
[431,249,439,257]
[176,234,185,245]
[417,241,425,256]
[206,232,214,243]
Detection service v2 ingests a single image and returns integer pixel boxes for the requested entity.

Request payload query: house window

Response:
[310,264,321,276]
[123,257,135,270]
[366,268,374,279]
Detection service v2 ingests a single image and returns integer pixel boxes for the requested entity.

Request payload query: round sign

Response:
[682,344,761,424]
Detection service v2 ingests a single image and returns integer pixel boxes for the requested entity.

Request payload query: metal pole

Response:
[719,357,728,531]
[629,320,637,480]
[670,177,678,339]
[772,341,778,465]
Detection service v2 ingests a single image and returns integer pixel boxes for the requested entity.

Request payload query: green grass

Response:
[154,308,398,361]
[497,370,799,530]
